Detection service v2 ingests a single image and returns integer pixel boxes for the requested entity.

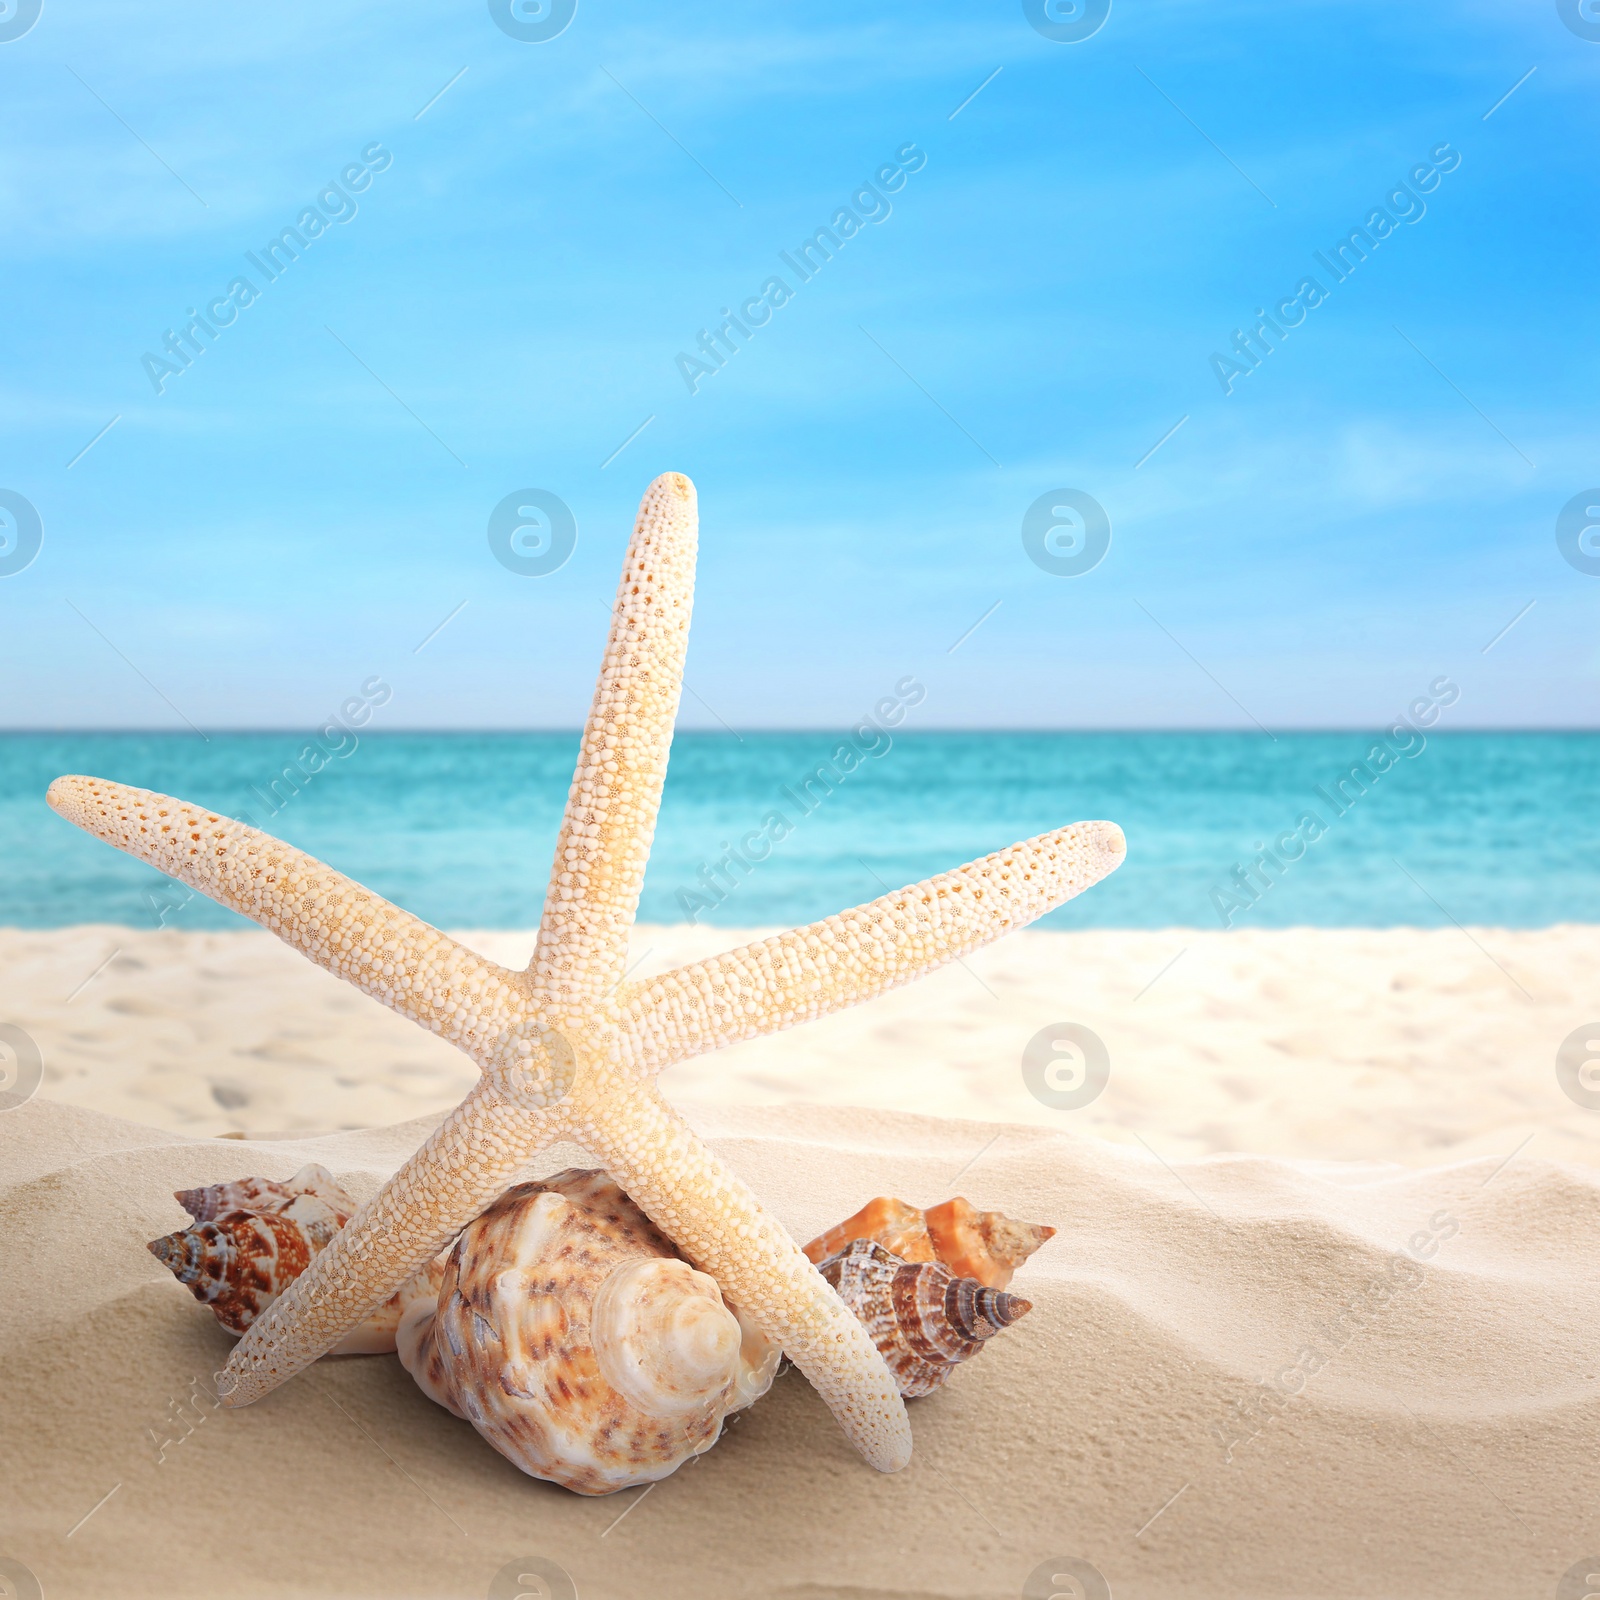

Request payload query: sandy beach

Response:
[4,1095,1598,1600]
[4,921,1600,1599]
[8,921,1599,1167]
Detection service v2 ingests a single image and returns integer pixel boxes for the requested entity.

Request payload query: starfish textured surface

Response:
[46,472,1126,1474]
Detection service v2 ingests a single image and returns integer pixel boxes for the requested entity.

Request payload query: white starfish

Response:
[48,472,1125,1473]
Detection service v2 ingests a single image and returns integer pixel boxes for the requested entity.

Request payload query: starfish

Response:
[47,473,1125,1473]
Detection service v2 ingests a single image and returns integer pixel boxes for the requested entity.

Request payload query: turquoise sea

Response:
[1,732,1595,931]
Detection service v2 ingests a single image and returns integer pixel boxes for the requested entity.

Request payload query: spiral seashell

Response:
[149,1205,325,1336]
[816,1239,1032,1398]
[803,1195,1054,1289]
[149,1165,442,1354]
[396,1169,780,1496]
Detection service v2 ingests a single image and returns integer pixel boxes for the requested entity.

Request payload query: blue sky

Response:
[1,0,1596,731]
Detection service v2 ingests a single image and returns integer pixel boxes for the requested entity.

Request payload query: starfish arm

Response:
[46,776,527,1068]
[533,472,698,1006]
[624,819,1126,1070]
[218,1080,568,1404]
[573,1076,912,1472]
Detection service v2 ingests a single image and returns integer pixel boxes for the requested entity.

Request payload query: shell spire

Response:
[940,1272,1031,1342]
[816,1239,1033,1398]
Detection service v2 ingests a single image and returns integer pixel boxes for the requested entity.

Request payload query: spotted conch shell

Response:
[396,1169,780,1496]
[816,1239,1032,1397]
[804,1195,1054,1289]
[148,1163,443,1356]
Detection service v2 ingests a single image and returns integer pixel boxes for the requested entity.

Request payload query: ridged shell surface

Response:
[149,1206,323,1335]
[149,1164,441,1353]
[816,1239,1032,1397]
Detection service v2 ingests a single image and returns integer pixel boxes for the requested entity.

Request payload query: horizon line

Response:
[4,725,1600,737]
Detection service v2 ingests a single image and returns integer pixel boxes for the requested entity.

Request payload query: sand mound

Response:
[2,1097,1595,1599]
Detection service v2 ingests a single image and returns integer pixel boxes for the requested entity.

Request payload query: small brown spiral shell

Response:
[148,1163,441,1352]
[149,1206,320,1335]
[816,1239,1032,1397]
